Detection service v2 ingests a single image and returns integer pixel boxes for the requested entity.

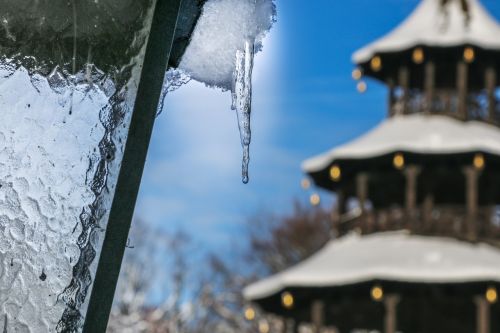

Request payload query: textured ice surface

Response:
[0,64,109,332]
[0,3,154,332]
[165,0,276,183]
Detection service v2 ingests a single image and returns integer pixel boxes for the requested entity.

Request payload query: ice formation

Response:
[0,63,118,332]
[0,2,155,331]
[157,69,191,117]
[166,0,276,183]
[232,40,254,184]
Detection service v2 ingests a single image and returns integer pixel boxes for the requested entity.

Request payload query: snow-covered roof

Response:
[302,114,500,173]
[244,231,500,301]
[354,0,500,64]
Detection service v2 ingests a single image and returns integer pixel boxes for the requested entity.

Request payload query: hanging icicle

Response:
[232,39,255,184]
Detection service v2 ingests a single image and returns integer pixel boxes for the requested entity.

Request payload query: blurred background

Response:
[108,1,500,332]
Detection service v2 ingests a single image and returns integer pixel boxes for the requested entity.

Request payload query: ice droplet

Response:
[232,39,255,184]
[156,69,191,116]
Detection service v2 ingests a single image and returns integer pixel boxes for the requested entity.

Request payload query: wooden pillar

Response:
[384,295,400,333]
[404,166,421,229]
[425,61,435,113]
[283,318,295,333]
[422,193,434,232]
[444,91,452,115]
[457,61,469,120]
[333,190,346,234]
[464,166,480,241]
[356,173,369,232]
[484,205,495,238]
[486,67,497,123]
[311,300,325,333]
[475,296,490,333]
[388,79,396,117]
[398,66,410,114]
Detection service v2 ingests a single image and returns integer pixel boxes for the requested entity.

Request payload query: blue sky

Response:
[134,0,500,252]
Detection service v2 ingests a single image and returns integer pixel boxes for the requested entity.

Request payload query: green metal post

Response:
[82,0,183,331]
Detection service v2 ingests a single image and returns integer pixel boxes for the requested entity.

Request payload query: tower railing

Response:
[336,205,500,245]
[389,89,500,125]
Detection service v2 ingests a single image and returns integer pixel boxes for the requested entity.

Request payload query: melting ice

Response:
[157,69,191,117]
[161,0,276,183]
[232,40,255,184]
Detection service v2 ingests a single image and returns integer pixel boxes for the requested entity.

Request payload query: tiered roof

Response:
[244,231,500,301]
[302,114,500,173]
[354,0,500,64]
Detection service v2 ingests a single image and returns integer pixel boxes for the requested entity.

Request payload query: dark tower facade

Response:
[305,0,500,244]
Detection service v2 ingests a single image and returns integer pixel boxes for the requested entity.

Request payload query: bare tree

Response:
[193,201,333,333]
[107,222,198,333]
[107,200,333,333]
[247,200,333,274]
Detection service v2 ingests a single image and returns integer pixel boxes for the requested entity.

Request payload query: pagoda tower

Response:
[244,1,500,333]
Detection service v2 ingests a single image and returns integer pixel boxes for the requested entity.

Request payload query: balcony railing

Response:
[389,89,500,125]
[337,205,500,245]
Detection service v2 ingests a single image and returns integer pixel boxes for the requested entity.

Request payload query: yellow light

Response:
[244,306,256,321]
[357,81,367,93]
[281,292,294,309]
[486,286,498,304]
[371,285,384,301]
[301,178,311,189]
[412,47,424,64]
[330,165,341,181]
[473,153,485,170]
[352,68,363,80]
[258,320,270,333]
[310,193,321,206]
[464,47,475,63]
[370,56,382,72]
[393,153,405,170]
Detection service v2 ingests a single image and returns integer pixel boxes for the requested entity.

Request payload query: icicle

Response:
[232,39,255,184]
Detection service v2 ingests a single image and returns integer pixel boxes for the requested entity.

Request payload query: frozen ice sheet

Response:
[0,1,155,331]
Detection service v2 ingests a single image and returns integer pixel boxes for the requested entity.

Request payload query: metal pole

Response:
[82,0,183,332]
